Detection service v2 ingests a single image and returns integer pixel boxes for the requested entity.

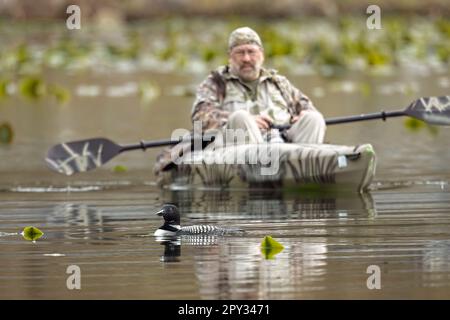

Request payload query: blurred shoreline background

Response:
[1,0,449,20]
[0,0,448,78]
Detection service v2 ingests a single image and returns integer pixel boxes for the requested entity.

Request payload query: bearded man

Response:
[154,26,326,176]
[191,26,326,144]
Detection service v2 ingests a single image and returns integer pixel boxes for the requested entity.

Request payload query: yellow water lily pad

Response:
[113,165,128,173]
[21,226,44,241]
[48,84,71,104]
[260,235,284,259]
[19,77,46,99]
[404,118,425,132]
[404,118,439,136]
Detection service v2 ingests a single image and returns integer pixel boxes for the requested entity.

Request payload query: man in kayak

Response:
[154,26,326,175]
[192,26,326,144]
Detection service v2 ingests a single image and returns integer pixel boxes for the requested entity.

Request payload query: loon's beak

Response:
[155,209,165,216]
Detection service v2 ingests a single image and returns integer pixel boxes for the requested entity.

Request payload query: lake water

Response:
[1,68,450,299]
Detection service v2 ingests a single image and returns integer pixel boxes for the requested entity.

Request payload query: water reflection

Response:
[49,203,104,226]
[422,240,450,287]
[153,189,376,299]
[159,188,376,220]
[47,203,108,240]
[2,183,450,298]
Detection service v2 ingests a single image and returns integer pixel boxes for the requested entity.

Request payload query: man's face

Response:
[229,44,264,82]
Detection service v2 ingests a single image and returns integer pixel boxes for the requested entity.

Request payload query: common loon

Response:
[154,204,243,237]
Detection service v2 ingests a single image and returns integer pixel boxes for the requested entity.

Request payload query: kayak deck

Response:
[156,143,376,193]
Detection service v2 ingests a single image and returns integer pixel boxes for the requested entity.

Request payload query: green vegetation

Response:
[21,226,44,241]
[17,76,71,103]
[404,118,439,136]
[113,165,128,173]
[260,235,284,259]
[0,16,447,104]
[0,78,12,98]
[0,122,13,144]
[48,84,71,104]
[19,77,46,99]
[0,16,448,77]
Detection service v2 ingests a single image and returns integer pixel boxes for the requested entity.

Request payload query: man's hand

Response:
[254,114,273,130]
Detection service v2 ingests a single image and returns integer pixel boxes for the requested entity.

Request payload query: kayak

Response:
[155,142,376,193]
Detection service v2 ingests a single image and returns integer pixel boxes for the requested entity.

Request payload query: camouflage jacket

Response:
[154,65,318,175]
[191,65,318,130]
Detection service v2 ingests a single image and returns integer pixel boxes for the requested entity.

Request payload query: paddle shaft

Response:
[273,110,406,130]
[119,110,405,152]
[326,110,406,125]
[120,135,215,152]
[120,139,179,152]
[122,110,407,151]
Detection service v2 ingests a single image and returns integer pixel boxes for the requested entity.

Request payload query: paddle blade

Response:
[46,138,122,175]
[406,96,450,125]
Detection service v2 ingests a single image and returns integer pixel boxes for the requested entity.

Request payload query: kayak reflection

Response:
[159,188,376,221]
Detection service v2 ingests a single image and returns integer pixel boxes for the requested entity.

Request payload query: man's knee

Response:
[288,111,326,144]
[300,111,326,128]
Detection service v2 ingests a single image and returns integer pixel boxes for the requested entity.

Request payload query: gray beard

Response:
[231,65,261,82]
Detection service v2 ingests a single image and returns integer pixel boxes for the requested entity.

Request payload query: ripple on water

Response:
[9,186,103,193]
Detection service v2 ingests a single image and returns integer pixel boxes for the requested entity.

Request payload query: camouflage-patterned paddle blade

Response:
[46,138,122,175]
[405,96,450,125]
[46,136,185,175]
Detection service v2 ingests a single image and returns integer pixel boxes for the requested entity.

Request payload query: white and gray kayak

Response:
[156,143,376,193]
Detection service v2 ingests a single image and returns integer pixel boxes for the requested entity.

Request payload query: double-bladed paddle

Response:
[273,95,450,130]
[46,95,450,175]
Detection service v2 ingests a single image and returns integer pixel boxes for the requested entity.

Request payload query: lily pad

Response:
[21,226,44,241]
[19,77,46,100]
[113,165,128,173]
[404,118,425,132]
[0,122,13,144]
[404,118,439,136]
[260,235,284,259]
[48,84,71,104]
[0,79,11,99]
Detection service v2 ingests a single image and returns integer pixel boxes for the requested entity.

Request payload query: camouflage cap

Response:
[228,27,263,51]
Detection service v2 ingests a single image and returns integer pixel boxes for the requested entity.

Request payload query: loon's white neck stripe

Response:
[163,224,181,231]
[153,224,181,237]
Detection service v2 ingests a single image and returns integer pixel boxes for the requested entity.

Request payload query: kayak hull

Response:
[156,143,376,193]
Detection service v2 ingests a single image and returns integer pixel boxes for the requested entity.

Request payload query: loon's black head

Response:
[156,204,181,225]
